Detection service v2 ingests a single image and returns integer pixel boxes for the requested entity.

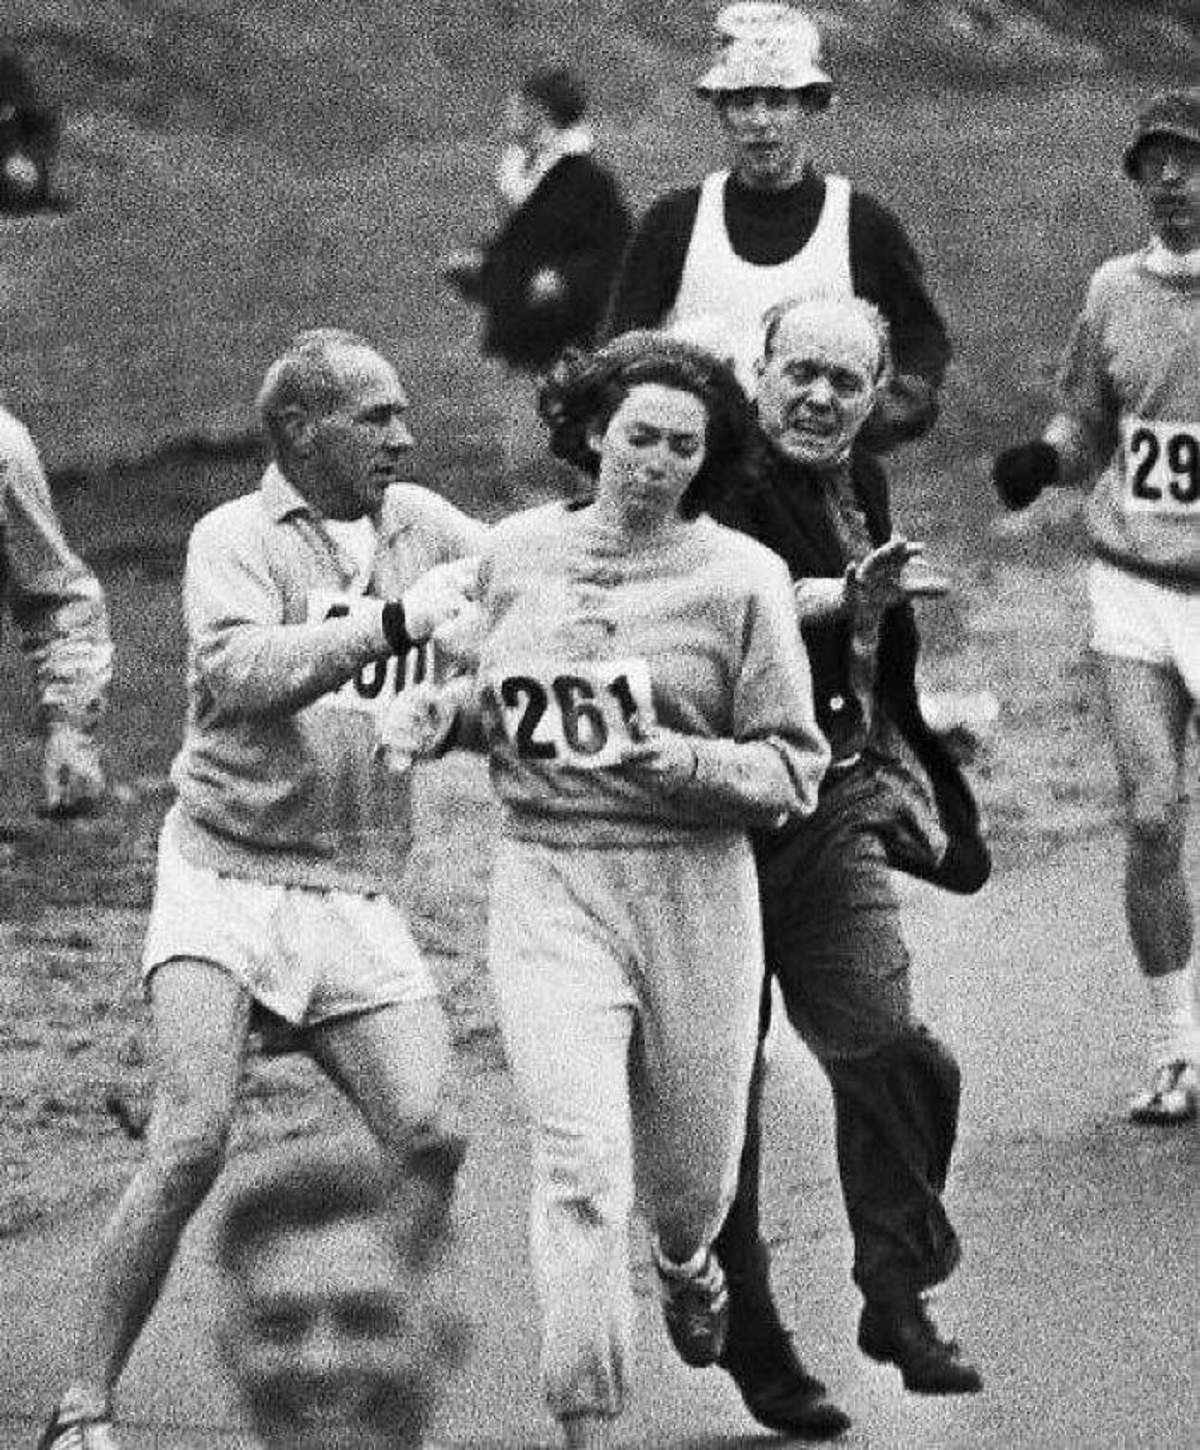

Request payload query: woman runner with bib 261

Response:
[381,331,828,1448]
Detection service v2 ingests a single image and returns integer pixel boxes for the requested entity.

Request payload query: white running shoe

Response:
[1129,1060,1198,1125]
[37,1397,119,1450]
[653,1243,730,1368]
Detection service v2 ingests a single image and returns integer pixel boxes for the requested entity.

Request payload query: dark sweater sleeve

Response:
[603,187,701,336]
[849,190,949,384]
[849,190,950,450]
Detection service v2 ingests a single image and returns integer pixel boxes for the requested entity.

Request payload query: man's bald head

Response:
[761,294,890,384]
[256,328,381,454]
[755,294,890,467]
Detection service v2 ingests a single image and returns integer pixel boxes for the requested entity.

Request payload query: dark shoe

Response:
[722,1334,851,1439]
[858,1297,982,1395]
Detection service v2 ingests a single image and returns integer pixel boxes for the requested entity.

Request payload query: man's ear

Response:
[278,404,316,458]
[749,354,769,406]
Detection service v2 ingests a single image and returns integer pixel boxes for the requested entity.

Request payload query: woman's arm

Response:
[622,555,830,826]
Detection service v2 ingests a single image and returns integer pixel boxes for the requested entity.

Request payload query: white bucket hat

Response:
[714,2,807,42]
[696,3,833,95]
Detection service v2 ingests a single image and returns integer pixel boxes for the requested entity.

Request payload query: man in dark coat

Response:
[701,294,989,1439]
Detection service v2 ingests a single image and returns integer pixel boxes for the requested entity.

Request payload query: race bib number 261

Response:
[492,658,655,770]
[1122,419,1199,516]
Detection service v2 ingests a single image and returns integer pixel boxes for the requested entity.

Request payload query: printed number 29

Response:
[501,673,640,759]
[1130,428,1199,504]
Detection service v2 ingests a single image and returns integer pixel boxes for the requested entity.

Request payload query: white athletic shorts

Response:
[1088,559,1200,699]
[142,819,436,1026]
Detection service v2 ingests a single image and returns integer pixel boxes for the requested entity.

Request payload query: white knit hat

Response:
[696,3,832,94]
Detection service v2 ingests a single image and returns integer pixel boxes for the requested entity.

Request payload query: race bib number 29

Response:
[1122,419,1199,516]
[493,658,655,770]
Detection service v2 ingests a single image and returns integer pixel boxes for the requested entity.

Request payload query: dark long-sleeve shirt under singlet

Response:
[607,167,950,389]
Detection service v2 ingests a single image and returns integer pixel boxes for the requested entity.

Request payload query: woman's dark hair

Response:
[537,331,756,520]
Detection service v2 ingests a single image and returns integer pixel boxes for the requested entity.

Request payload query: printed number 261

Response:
[502,673,640,759]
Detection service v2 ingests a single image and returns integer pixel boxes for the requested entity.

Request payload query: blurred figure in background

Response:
[0,46,59,212]
[1,402,110,814]
[210,1136,469,1450]
[993,89,1199,1125]
[441,66,630,474]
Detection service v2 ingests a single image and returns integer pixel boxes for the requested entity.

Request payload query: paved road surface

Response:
[2,827,1196,1448]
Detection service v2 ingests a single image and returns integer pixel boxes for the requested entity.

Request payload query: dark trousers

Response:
[716,769,962,1325]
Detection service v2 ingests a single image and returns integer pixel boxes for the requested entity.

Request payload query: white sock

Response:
[58,1386,110,1421]
[653,1238,708,1279]
[1147,963,1199,1067]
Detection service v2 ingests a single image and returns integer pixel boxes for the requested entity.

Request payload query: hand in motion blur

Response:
[848,536,928,618]
[41,723,104,815]
[430,599,486,668]
[527,267,566,306]
[401,556,482,642]
[378,681,460,775]
[618,714,697,789]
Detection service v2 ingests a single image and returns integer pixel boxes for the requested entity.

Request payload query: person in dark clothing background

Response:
[441,67,630,471]
[0,46,59,213]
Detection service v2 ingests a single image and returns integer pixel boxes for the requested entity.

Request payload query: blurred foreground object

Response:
[210,1136,469,1450]
[0,405,111,815]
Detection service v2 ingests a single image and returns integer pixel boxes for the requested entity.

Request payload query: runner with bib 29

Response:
[992,88,1200,1126]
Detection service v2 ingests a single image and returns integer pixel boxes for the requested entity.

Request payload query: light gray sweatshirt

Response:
[169,465,485,895]
[475,501,829,846]
[1054,250,1198,586]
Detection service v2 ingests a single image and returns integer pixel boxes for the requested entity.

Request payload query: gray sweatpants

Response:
[488,831,764,1422]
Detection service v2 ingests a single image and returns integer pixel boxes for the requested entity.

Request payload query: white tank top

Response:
[666,171,853,389]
